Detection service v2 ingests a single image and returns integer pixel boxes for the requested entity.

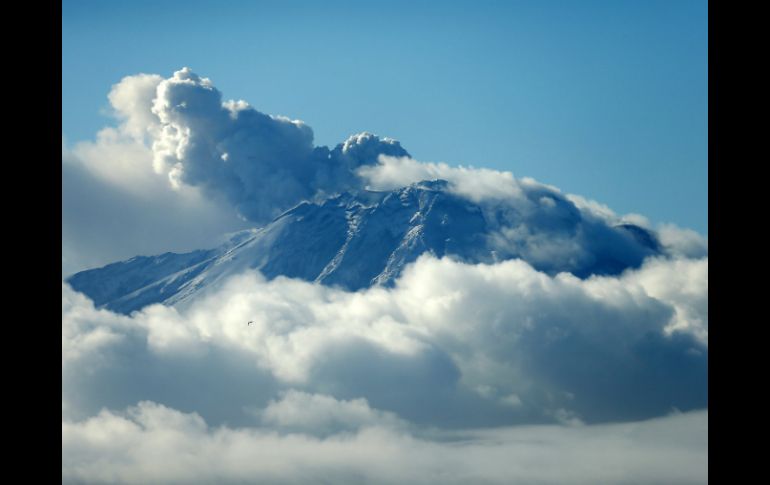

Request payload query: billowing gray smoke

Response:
[142,68,408,222]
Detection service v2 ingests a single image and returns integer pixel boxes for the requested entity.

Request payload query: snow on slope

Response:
[67,179,661,315]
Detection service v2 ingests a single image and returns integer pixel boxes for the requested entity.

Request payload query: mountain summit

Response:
[67,179,661,315]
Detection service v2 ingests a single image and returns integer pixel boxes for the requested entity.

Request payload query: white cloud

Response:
[564,193,619,223]
[62,400,707,485]
[62,67,707,483]
[62,72,256,276]
[107,73,163,142]
[621,256,708,343]
[62,135,249,276]
[62,254,707,429]
[61,283,133,367]
[620,213,652,229]
[354,154,674,279]
[657,223,709,259]
[64,67,705,278]
[358,155,528,202]
[64,127,158,194]
[256,390,406,434]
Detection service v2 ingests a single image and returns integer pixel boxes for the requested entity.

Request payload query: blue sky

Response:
[62,4,709,480]
[62,0,707,234]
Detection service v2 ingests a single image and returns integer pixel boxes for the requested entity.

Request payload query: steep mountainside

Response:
[67,180,661,314]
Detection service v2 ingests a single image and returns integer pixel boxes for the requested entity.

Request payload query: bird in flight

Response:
[247,321,253,326]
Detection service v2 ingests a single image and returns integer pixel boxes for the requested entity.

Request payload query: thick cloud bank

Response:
[63,252,707,482]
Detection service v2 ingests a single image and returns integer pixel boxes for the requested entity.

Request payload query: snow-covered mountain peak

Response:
[67,180,662,315]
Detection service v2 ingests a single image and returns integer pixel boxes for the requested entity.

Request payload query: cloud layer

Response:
[63,400,707,485]
[62,67,707,483]
[62,254,707,482]
[62,253,708,427]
